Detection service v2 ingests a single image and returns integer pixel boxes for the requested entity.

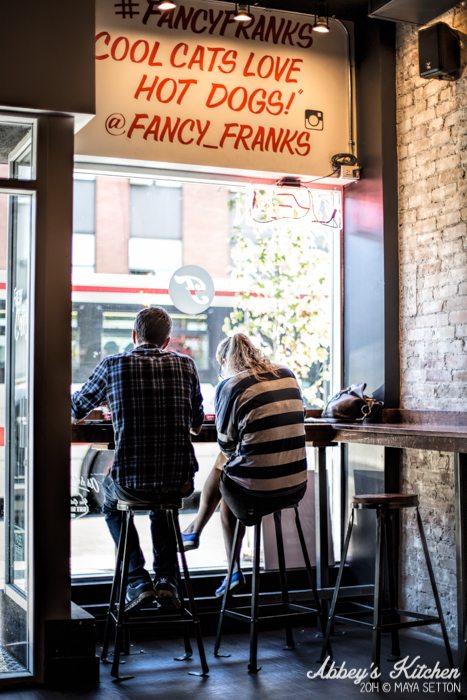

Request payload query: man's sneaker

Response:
[215,570,246,598]
[154,576,182,609]
[181,532,200,551]
[124,580,157,612]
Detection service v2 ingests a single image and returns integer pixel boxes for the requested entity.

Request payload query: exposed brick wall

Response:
[397,5,466,644]
[400,451,457,643]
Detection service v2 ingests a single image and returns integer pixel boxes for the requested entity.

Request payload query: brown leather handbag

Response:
[321,383,383,423]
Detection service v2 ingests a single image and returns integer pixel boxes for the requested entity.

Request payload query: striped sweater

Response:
[215,366,307,493]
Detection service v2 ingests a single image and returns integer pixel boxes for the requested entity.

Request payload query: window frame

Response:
[71,158,344,581]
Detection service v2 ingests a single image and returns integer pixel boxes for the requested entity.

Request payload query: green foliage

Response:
[224,190,332,407]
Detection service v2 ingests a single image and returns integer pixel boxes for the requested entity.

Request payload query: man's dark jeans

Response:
[103,475,178,584]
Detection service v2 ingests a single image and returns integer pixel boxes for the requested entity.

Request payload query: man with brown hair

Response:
[72,306,204,611]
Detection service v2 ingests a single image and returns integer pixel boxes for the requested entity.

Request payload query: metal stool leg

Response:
[321,508,355,662]
[171,508,209,676]
[214,518,241,658]
[274,511,294,650]
[171,517,194,662]
[371,507,385,684]
[111,510,134,681]
[122,628,131,657]
[176,567,194,661]
[249,522,262,674]
[415,507,454,667]
[294,504,324,631]
[101,509,127,663]
[385,509,401,660]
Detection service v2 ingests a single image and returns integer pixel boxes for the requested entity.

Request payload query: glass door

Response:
[0,118,36,678]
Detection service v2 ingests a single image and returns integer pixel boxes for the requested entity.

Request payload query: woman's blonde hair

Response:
[216,333,279,379]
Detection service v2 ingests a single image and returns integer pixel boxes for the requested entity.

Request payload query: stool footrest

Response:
[334,610,442,631]
[318,584,375,600]
[223,602,319,624]
[110,610,194,626]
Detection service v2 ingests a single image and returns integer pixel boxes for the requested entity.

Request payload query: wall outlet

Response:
[340,165,361,179]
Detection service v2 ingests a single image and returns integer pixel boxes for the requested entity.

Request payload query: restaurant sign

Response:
[75,0,352,177]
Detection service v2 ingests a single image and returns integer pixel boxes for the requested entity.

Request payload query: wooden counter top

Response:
[71,421,220,445]
[330,422,467,452]
[325,409,467,452]
[71,409,467,453]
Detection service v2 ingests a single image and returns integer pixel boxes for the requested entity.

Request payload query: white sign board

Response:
[75,0,351,177]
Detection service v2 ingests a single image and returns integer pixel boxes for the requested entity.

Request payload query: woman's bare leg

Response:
[183,453,226,536]
[220,499,245,572]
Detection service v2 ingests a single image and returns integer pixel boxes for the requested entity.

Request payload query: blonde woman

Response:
[183,333,308,597]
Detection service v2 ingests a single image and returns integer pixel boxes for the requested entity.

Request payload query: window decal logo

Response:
[169,265,215,314]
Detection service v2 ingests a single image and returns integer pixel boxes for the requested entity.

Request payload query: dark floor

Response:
[3,626,462,700]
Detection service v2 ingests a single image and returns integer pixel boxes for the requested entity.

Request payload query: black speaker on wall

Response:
[418,22,461,80]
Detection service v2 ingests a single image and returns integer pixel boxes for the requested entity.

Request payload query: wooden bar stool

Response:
[101,498,209,681]
[321,493,453,676]
[214,504,324,673]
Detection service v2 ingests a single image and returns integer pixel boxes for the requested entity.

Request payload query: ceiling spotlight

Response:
[234,3,253,22]
[156,0,176,10]
[313,2,330,33]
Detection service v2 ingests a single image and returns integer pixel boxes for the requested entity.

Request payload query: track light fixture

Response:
[234,3,253,22]
[313,1,330,33]
[156,0,176,10]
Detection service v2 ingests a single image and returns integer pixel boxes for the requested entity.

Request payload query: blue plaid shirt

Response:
[71,344,204,491]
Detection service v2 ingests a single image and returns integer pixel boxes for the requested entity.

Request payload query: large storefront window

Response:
[71,168,342,576]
